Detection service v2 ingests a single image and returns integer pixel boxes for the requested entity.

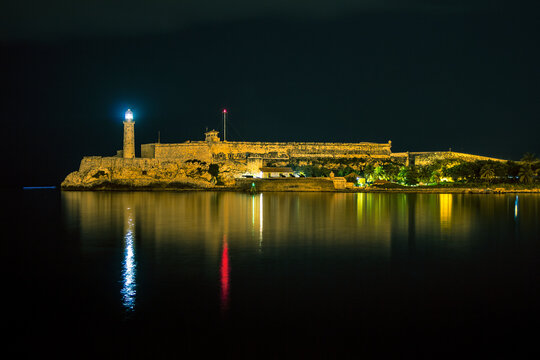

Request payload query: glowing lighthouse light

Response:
[125,109,134,122]
[223,109,227,114]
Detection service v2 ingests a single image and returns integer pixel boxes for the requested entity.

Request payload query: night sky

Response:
[2,1,539,187]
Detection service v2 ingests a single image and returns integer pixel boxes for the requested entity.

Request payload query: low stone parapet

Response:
[235,178,338,192]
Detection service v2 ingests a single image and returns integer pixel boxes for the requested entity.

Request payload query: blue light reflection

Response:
[23,186,56,190]
[121,210,136,312]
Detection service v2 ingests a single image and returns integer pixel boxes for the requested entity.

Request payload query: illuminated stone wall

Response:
[247,157,264,175]
[150,142,213,162]
[235,178,343,191]
[143,140,392,162]
[391,151,506,166]
[141,144,155,158]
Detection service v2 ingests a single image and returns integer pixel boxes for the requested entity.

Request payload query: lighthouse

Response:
[123,109,135,159]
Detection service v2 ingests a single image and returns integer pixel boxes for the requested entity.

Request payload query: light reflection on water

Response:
[61,191,540,317]
[439,193,452,233]
[220,234,229,313]
[121,206,136,312]
[259,194,263,250]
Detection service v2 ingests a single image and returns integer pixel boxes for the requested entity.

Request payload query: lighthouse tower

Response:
[123,109,135,159]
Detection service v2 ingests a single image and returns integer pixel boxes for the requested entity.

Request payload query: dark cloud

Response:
[0,0,531,41]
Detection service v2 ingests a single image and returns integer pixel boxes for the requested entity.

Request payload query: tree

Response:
[440,165,450,179]
[383,163,400,182]
[405,167,418,185]
[374,166,387,180]
[521,152,539,164]
[208,164,220,183]
[397,166,408,184]
[430,170,441,184]
[480,164,495,183]
[505,161,521,180]
[337,165,354,177]
[345,172,359,183]
[298,165,330,177]
[448,163,471,181]
[362,164,374,180]
[416,166,432,184]
[518,164,537,184]
[471,161,486,181]
[397,166,418,185]
[492,161,507,179]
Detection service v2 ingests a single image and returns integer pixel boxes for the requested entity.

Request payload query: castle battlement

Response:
[141,130,392,162]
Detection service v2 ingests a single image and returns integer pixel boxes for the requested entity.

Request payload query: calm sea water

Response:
[8,190,540,357]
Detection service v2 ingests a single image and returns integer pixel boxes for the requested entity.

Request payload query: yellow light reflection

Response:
[259,193,263,249]
[252,195,255,227]
[439,194,452,233]
[356,192,364,224]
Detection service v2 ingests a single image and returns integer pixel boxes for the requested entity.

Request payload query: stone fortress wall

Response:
[141,139,393,162]
[141,134,504,169]
[391,151,506,166]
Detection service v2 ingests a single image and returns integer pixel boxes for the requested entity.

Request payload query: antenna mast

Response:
[223,109,227,141]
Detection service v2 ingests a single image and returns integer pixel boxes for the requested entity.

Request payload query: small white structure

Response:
[259,167,294,178]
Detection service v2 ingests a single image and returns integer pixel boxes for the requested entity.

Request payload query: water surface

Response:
[11,191,540,357]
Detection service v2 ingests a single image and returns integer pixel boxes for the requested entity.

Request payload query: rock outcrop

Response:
[61,156,246,190]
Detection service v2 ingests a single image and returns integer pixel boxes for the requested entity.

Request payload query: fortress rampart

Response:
[391,151,506,166]
[141,140,392,162]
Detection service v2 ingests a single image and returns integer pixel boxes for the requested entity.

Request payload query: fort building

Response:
[61,110,507,190]
[140,129,393,168]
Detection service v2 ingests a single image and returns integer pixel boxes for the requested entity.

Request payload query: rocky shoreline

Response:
[60,156,539,194]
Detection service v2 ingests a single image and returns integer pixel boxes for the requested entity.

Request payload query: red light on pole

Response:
[222,109,227,141]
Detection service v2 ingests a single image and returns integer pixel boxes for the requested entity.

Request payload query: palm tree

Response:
[416,166,432,184]
[383,163,400,182]
[480,164,495,183]
[374,166,387,180]
[397,166,409,184]
[430,170,441,184]
[362,164,374,179]
[520,152,538,164]
[518,164,537,184]
[405,168,419,185]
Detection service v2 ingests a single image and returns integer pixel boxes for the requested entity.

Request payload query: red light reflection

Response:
[220,234,229,312]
